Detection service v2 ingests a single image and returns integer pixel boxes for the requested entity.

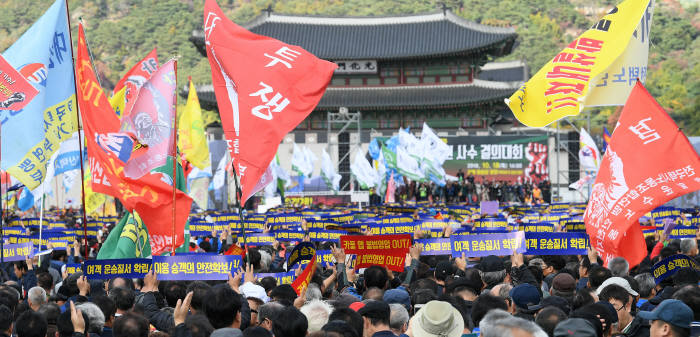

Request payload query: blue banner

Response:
[287,242,315,270]
[153,255,243,281]
[385,206,416,214]
[472,217,509,231]
[652,254,700,284]
[522,223,555,232]
[53,148,86,175]
[1,242,34,262]
[316,250,335,267]
[325,213,355,223]
[415,238,452,256]
[254,271,295,285]
[306,218,339,230]
[368,223,417,235]
[380,216,414,225]
[524,232,589,255]
[245,233,276,246]
[64,263,82,275]
[451,232,525,258]
[668,226,697,239]
[565,221,586,232]
[268,213,303,226]
[84,258,151,280]
[308,229,346,243]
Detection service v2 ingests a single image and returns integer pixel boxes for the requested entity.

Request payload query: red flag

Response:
[291,255,316,295]
[584,81,700,267]
[0,54,38,111]
[113,48,159,116]
[203,0,337,203]
[75,24,192,256]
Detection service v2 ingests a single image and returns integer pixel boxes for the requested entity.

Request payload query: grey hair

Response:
[259,250,272,272]
[680,238,697,255]
[258,302,284,323]
[389,303,409,332]
[300,299,333,333]
[305,283,322,302]
[528,258,545,269]
[482,270,507,287]
[27,287,47,306]
[76,302,105,334]
[608,257,629,277]
[481,309,548,337]
[495,283,513,300]
[634,273,656,298]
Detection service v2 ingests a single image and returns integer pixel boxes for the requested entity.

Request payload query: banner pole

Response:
[65,1,89,259]
[0,124,4,265]
[230,163,248,265]
[171,61,178,255]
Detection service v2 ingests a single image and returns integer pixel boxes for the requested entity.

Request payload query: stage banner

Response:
[443,135,549,182]
[1,242,34,262]
[652,254,700,284]
[340,234,411,272]
[415,238,452,256]
[84,258,151,280]
[153,255,243,281]
[451,232,526,258]
[524,232,589,255]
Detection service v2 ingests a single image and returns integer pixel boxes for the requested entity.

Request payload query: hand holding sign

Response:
[229,271,242,293]
[142,270,159,293]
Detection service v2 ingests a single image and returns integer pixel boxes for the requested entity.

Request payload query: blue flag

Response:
[1,0,77,190]
[17,187,34,211]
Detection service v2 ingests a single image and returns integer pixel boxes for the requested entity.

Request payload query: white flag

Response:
[292,144,316,177]
[579,128,601,172]
[421,123,451,164]
[351,153,380,189]
[321,148,342,191]
[212,153,229,190]
[396,146,423,181]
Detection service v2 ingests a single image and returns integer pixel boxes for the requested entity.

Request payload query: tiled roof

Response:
[478,60,529,83]
[190,10,517,60]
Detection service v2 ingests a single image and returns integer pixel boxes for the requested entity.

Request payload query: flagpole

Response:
[0,124,4,265]
[65,0,89,259]
[171,61,178,255]
[230,163,248,265]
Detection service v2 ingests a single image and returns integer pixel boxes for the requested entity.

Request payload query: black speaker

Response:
[338,132,350,190]
[567,131,580,184]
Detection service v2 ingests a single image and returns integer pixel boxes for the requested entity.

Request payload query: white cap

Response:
[596,276,638,297]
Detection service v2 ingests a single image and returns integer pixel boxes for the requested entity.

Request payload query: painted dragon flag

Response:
[179,78,211,169]
[1,0,77,190]
[120,60,177,179]
[203,0,336,203]
[579,128,601,172]
[506,0,651,127]
[110,48,159,119]
[75,24,192,255]
[584,82,700,267]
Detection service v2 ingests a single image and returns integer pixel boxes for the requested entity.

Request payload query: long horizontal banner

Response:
[524,232,589,255]
[1,242,34,262]
[652,254,700,284]
[83,255,244,280]
[451,232,526,257]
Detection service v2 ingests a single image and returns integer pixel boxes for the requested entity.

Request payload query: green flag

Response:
[97,211,152,259]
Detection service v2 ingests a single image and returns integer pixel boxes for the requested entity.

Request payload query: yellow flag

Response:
[109,86,126,119]
[84,165,106,215]
[507,0,650,127]
[178,79,211,169]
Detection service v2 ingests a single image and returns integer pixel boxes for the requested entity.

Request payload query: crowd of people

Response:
[0,203,699,337]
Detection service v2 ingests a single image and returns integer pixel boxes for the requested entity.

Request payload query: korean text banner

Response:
[1,0,77,189]
[1,242,34,262]
[203,0,337,203]
[507,0,650,127]
[254,271,295,285]
[524,232,589,255]
[341,234,411,272]
[0,54,39,111]
[84,258,152,280]
[153,255,243,281]
[415,238,452,256]
[652,254,700,284]
[584,82,700,267]
[451,232,526,258]
[287,242,315,270]
[444,135,548,183]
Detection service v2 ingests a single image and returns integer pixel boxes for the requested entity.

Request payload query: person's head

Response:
[638,299,693,337]
[542,256,566,277]
[358,300,390,334]
[490,283,513,301]
[383,288,411,313]
[77,302,106,334]
[553,318,598,337]
[551,273,576,300]
[259,277,277,295]
[328,307,363,337]
[478,256,506,288]
[109,287,135,312]
[57,306,90,337]
[13,261,28,279]
[388,303,409,335]
[0,305,12,335]
[434,261,455,282]
[535,306,567,337]
[572,288,596,312]
[680,238,698,256]
[598,284,633,323]
[15,310,47,337]
[480,309,546,337]
[91,295,116,327]
[608,257,629,277]
[634,273,657,300]
[671,285,700,321]
[471,294,508,328]
[0,287,19,313]
[107,278,134,291]
[36,272,53,294]
[36,303,61,325]
[362,287,384,301]
[579,255,603,278]
[363,266,389,290]
[300,300,334,333]
[203,285,242,329]
[269,284,297,304]
[322,320,359,337]
[510,283,541,313]
[672,268,700,287]
[257,302,284,332]
[272,306,307,337]
[243,326,272,337]
[588,265,612,290]
[27,287,47,310]
[408,300,465,337]
[113,312,149,337]
[186,281,213,313]
[185,314,215,337]
[163,281,187,308]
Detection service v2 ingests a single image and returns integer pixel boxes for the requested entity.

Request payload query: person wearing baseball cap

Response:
[638,299,693,337]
